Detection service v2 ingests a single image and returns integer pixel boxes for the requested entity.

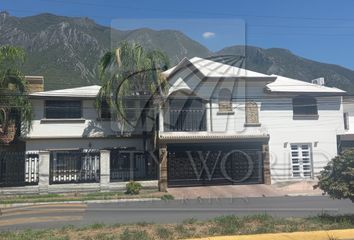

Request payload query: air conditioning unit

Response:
[311,77,325,86]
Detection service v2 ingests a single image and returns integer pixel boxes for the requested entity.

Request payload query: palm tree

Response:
[96,42,169,134]
[0,46,32,144]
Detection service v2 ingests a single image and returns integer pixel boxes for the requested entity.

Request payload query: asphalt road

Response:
[0,196,353,231]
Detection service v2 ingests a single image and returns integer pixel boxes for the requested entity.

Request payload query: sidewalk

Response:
[189,229,354,240]
[168,181,323,199]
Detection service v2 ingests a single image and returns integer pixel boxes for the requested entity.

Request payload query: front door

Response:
[290,143,313,178]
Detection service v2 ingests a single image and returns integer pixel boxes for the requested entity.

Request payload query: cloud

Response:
[202,31,215,39]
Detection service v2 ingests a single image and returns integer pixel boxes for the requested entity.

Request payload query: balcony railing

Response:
[167,109,206,132]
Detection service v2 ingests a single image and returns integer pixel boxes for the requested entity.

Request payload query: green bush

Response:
[125,181,142,195]
[161,194,174,201]
[315,148,354,202]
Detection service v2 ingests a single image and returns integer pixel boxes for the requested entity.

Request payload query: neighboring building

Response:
[337,96,354,152]
[25,76,44,93]
[1,58,349,192]
[22,85,157,192]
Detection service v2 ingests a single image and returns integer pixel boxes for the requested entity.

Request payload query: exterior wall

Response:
[26,99,122,139]
[163,68,344,183]
[343,97,354,134]
[260,96,343,182]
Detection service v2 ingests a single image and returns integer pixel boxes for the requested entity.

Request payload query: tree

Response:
[315,148,354,202]
[96,42,169,133]
[0,46,32,144]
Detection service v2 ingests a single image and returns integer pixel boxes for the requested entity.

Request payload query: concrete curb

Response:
[0,198,162,208]
[189,229,354,240]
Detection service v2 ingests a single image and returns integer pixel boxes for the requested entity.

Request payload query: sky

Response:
[1,0,354,69]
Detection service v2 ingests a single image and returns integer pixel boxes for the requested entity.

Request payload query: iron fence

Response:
[50,150,100,184]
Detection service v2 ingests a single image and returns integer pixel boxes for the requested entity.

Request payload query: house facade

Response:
[21,85,158,193]
[157,57,345,190]
[1,57,348,193]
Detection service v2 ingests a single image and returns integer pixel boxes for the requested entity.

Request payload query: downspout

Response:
[209,100,213,132]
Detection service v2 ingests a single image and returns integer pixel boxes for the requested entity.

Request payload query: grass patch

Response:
[0,189,164,204]
[120,228,151,240]
[155,226,173,239]
[0,214,353,239]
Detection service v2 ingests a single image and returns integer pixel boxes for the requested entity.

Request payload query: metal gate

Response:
[110,149,158,182]
[167,143,264,187]
[0,152,39,187]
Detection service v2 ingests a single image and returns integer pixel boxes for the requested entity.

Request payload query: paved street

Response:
[0,196,353,231]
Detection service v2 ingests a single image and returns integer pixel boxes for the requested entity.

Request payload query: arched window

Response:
[245,101,259,124]
[218,88,232,112]
[292,96,318,116]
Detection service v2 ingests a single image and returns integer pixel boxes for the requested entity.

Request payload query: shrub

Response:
[155,226,173,239]
[315,148,354,202]
[125,181,142,195]
[161,194,174,201]
[120,229,151,240]
[214,215,242,234]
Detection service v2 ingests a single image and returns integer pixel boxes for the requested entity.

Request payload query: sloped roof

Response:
[163,57,345,95]
[266,75,345,94]
[162,57,275,79]
[29,85,101,98]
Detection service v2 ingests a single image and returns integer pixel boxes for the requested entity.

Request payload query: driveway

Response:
[167,181,323,199]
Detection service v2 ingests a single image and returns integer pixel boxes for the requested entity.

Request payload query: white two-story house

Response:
[20,56,347,193]
[157,57,345,190]
[25,85,157,192]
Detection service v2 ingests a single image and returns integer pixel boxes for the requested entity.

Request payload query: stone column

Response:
[158,144,168,192]
[262,144,271,185]
[38,150,50,194]
[159,104,164,132]
[100,149,110,191]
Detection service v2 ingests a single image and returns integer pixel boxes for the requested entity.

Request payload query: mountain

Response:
[1,11,354,93]
[0,12,210,90]
[217,46,354,93]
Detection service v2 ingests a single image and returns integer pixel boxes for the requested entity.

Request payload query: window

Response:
[245,101,259,125]
[123,98,138,121]
[290,143,313,178]
[100,100,111,119]
[344,112,349,130]
[168,97,206,131]
[45,100,82,119]
[292,96,318,116]
[218,88,232,112]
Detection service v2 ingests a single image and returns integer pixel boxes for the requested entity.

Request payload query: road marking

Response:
[1,203,86,213]
[0,216,82,227]
[0,208,86,217]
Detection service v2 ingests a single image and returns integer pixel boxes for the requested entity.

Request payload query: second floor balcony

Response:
[166,108,206,132]
[161,96,208,133]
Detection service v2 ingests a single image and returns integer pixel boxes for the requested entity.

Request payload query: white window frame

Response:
[290,143,313,178]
